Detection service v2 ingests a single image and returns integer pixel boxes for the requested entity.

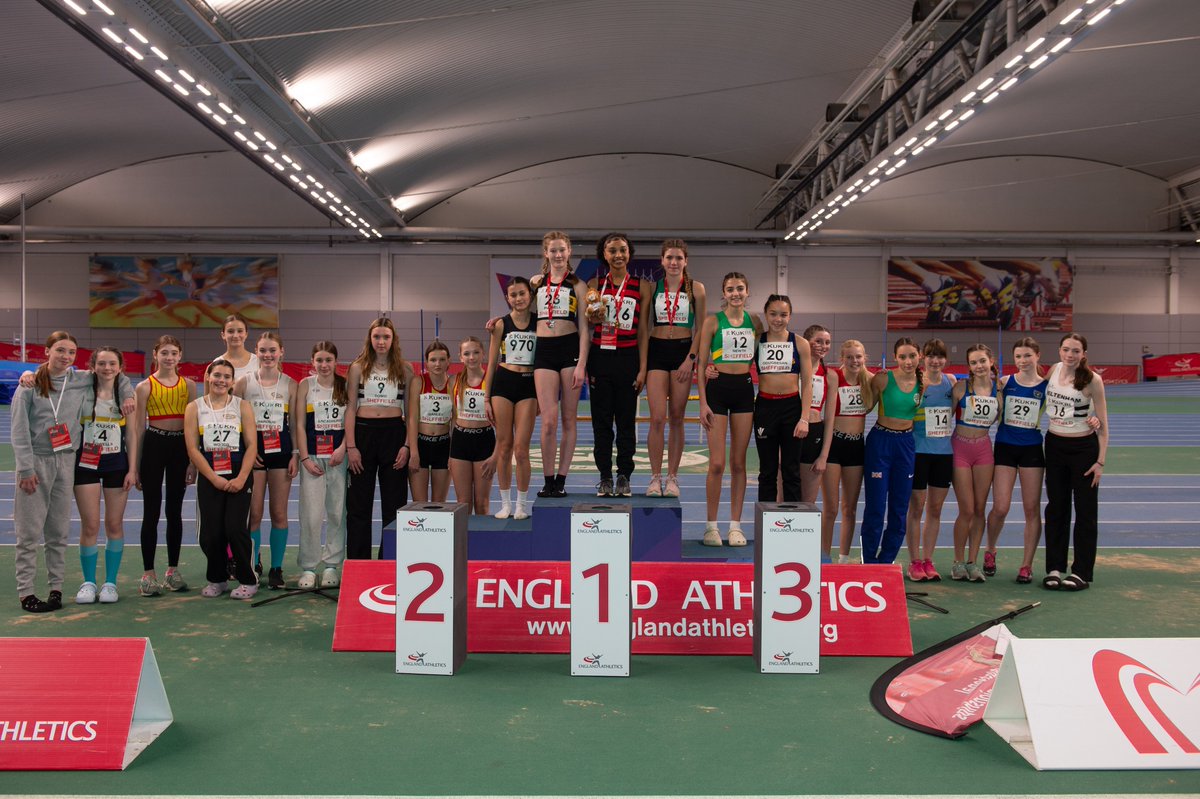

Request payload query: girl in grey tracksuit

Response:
[12,332,132,612]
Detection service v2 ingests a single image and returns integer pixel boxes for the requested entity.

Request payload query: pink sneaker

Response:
[923,559,941,582]
[906,561,927,581]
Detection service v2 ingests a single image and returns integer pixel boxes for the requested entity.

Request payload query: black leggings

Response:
[588,348,639,479]
[139,427,189,571]
[196,478,254,586]
[754,395,803,502]
[347,416,408,559]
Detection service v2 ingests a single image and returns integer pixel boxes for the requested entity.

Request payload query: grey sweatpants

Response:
[14,450,76,597]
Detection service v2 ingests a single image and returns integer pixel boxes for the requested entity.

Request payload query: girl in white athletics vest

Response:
[407,340,454,504]
[185,359,258,599]
[449,336,496,515]
[73,347,139,605]
[294,342,350,590]
[234,331,298,590]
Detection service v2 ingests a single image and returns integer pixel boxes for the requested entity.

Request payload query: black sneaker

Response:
[268,568,285,590]
[46,590,63,610]
[552,473,568,497]
[614,475,631,497]
[596,477,614,497]
[536,476,556,498]
[20,594,53,613]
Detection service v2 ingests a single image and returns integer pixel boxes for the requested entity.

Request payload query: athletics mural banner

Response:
[89,254,279,328]
[333,560,912,658]
[887,257,1073,332]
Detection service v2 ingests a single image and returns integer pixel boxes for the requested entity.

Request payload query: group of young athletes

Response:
[10,230,1110,612]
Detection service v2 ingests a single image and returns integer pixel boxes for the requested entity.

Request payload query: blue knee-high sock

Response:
[269,527,288,570]
[80,545,99,584]
[104,540,124,584]
[251,527,262,566]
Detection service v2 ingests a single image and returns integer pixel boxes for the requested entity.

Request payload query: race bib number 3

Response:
[721,328,753,362]
[1004,395,1041,429]
[420,393,452,425]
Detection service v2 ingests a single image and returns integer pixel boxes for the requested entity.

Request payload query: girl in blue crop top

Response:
[906,338,955,582]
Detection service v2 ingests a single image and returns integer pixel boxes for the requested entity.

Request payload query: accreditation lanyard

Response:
[47,371,73,452]
[664,279,683,326]
[545,276,567,329]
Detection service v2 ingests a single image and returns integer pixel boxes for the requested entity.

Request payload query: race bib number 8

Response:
[458,388,488,423]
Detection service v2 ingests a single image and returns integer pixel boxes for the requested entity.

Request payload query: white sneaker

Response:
[837,554,851,564]
[495,503,512,520]
[75,582,98,604]
[98,583,119,603]
[513,501,530,520]
[321,567,340,588]
[297,570,317,589]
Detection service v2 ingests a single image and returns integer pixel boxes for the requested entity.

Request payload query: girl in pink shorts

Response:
[949,344,999,582]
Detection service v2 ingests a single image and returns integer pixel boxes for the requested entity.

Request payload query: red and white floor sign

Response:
[334,560,912,657]
[984,637,1200,770]
[0,638,172,771]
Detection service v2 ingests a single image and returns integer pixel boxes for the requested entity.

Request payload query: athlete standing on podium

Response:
[486,276,538,519]
[752,294,812,503]
[587,232,652,498]
[530,231,589,498]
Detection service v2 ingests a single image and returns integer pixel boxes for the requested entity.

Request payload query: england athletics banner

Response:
[334,560,912,658]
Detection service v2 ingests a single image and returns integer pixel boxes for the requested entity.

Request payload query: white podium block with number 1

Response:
[395,503,468,676]
[754,502,821,674]
[570,504,631,677]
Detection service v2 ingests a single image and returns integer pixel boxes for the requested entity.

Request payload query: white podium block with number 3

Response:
[570,504,632,677]
[754,502,821,674]
[395,503,468,676]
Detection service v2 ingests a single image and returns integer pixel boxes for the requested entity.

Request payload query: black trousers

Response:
[588,348,639,479]
[197,478,254,586]
[347,416,408,559]
[1043,432,1100,581]
[754,395,803,502]
[139,427,189,571]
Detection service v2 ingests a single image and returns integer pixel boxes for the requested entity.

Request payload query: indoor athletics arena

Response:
[2,0,1198,795]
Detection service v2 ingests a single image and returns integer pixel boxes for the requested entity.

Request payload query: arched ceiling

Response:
[2,0,1199,240]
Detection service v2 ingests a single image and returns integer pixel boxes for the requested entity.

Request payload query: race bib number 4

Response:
[721,328,753,362]
[83,421,122,454]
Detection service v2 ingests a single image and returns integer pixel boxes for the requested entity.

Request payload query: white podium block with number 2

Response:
[395,503,468,676]
[570,504,631,677]
[754,502,821,674]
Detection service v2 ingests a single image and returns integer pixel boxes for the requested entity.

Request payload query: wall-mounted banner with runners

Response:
[89,254,279,328]
[887,257,1073,332]
[333,560,911,657]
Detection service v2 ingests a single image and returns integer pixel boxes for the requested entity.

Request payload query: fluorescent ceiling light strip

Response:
[64,0,87,16]
[128,27,149,44]
[150,47,168,60]
[1029,54,1049,69]
[1062,7,1083,23]
[1051,37,1072,52]
[102,27,122,43]
[1025,37,1046,53]
[1088,8,1111,24]
[124,46,143,60]
[93,0,114,13]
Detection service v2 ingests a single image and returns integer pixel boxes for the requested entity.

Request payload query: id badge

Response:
[79,443,102,470]
[212,449,233,475]
[599,323,617,350]
[48,423,72,452]
[262,429,282,454]
[316,435,334,457]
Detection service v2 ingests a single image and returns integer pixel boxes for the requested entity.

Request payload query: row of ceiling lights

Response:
[60,0,382,238]
[787,0,1132,242]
